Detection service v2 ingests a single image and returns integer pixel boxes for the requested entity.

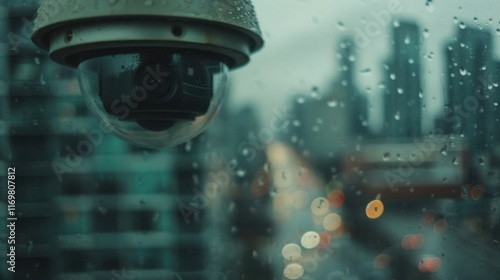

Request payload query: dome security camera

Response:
[31,0,263,148]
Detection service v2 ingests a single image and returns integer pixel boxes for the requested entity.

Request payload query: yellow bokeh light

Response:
[366,199,384,219]
[373,253,391,269]
[282,243,302,261]
[283,263,304,280]
[300,231,320,249]
[323,213,342,231]
[311,197,329,216]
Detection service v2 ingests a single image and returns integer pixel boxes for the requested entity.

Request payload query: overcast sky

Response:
[229,0,500,133]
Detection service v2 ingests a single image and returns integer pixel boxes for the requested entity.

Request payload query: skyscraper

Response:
[289,37,368,163]
[383,21,422,138]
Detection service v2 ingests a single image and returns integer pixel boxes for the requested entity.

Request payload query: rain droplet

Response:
[459,22,466,29]
[310,87,321,99]
[397,88,404,94]
[394,111,400,120]
[236,169,246,177]
[478,157,485,166]
[97,201,108,214]
[423,28,430,38]
[440,146,448,156]
[390,73,396,80]
[327,100,338,108]
[185,141,192,152]
[459,67,467,76]
[144,0,154,6]
[337,21,345,30]
[383,152,390,161]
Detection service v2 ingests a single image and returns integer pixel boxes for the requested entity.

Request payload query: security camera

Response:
[31,0,263,148]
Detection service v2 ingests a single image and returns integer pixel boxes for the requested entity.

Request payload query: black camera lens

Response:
[136,64,179,104]
[79,49,229,148]
[97,50,223,132]
[136,119,177,131]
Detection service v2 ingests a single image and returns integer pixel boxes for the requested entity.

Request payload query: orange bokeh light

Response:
[433,219,448,235]
[402,234,424,250]
[419,257,442,273]
[318,232,332,249]
[366,199,384,219]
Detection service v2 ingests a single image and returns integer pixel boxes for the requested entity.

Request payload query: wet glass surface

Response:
[1,0,500,279]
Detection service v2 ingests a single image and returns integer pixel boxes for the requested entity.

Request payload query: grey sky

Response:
[230,0,500,133]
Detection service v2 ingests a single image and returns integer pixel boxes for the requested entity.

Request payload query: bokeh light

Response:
[311,197,330,216]
[373,253,391,269]
[318,232,332,249]
[471,185,485,200]
[402,234,424,250]
[282,243,302,261]
[421,211,435,225]
[301,231,321,249]
[325,179,344,194]
[366,199,384,219]
[418,257,442,273]
[323,213,342,231]
[433,218,448,234]
[63,207,79,223]
[283,263,305,280]
[327,189,345,208]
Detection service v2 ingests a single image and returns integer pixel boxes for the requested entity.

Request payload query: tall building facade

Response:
[444,26,493,154]
[289,37,368,166]
[0,1,221,279]
[383,21,422,138]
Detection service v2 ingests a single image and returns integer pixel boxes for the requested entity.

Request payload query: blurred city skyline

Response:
[232,0,500,133]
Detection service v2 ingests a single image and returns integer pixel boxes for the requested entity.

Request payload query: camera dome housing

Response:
[31,0,263,148]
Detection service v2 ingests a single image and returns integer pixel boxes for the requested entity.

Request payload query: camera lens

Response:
[136,119,177,131]
[78,49,228,148]
[136,63,178,104]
